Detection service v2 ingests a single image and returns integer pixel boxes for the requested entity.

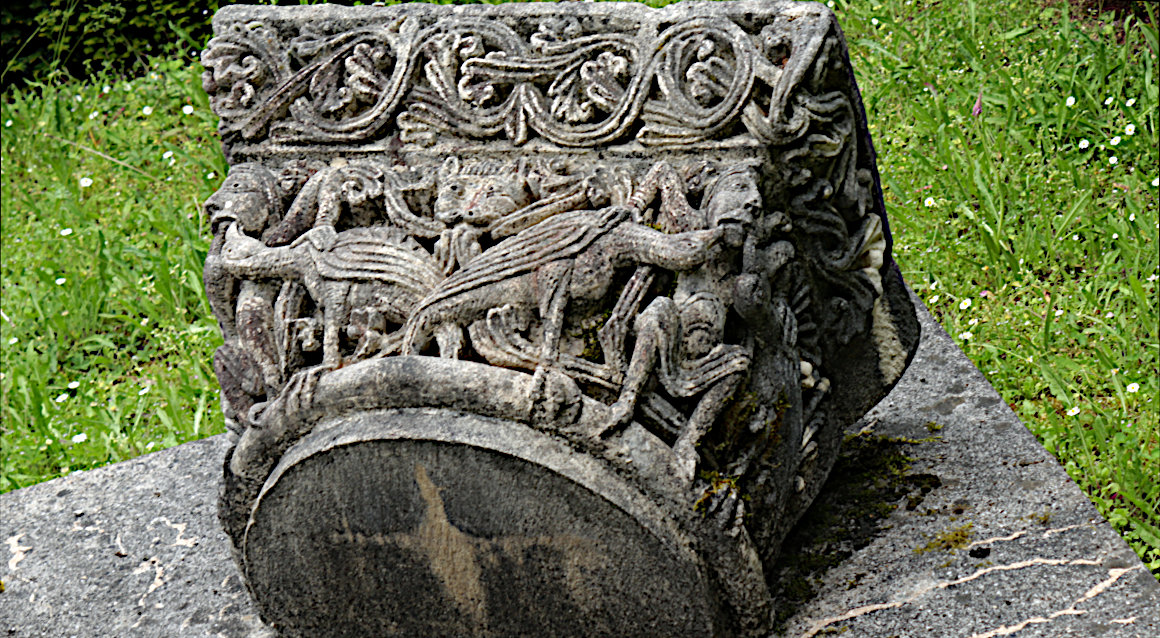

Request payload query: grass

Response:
[1,0,1156,574]
[836,0,1158,572]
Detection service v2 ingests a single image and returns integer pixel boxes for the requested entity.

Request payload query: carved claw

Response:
[599,393,636,439]
[528,366,582,426]
[287,364,329,413]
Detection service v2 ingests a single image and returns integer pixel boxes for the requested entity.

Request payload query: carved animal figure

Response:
[402,206,723,376]
[221,223,443,368]
[432,157,532,275]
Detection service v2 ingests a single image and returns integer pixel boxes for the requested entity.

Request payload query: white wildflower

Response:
[1127,383,1140,393]
[68,381,80,389]
[1067,406,1080,416]
[1109,156,1118,165]
[1065,96,1076,107]
[1126,98,1136,107]
[79,177,93,188]
[1110,136,1121,146]
[1078,139,1090,149]
[55,393,69,403]
[958,331,972,340]
[60,228,73,236]
[1125,124,1136,136]
[959,298,972,310]
[182,104,194,115]
[55,277,66,285]
[71,433,87,444]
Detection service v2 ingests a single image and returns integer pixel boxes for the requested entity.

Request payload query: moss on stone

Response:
[769,432,943,631]
[914,522,975,554]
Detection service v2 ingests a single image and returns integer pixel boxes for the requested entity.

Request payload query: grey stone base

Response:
[3,296,1157,637]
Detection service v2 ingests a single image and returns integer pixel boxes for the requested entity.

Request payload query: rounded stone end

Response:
[241,410,715,637]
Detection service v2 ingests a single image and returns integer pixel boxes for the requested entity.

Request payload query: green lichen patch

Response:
[915,522,975,554]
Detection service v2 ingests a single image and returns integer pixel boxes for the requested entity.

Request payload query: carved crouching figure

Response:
[602,165,763,480]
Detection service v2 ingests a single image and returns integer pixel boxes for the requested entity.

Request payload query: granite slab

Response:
[2,295,1157,637]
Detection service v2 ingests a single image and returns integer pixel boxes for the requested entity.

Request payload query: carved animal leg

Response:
[322,282,351,368]
[213,342,263,432]
[673,373,743,483]
[619,224,720,272]
[627,160,701,230]
[236,285,282,394]
[530,262,573,402]
[598,266,655,377]
[203,248,238,340]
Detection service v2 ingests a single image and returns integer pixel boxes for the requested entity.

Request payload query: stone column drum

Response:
[199,2,919,636]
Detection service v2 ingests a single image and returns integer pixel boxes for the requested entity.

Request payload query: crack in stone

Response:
[798,558,1133,638]
[5,534,31,571]
[965,522,1094,550]
[963,566,1142,638]
[132,556,166,606]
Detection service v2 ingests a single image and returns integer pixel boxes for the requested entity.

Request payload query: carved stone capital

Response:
[202,3,919,636]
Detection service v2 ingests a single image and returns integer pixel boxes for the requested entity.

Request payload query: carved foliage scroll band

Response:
[202,7,842,148]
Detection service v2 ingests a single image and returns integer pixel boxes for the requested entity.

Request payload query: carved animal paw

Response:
[599,393,636,439]
[529,367,582,426]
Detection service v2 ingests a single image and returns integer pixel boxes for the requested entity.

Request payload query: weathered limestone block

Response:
[200,2,920,636]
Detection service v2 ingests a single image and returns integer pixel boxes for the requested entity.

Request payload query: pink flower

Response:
[972,89,983,117]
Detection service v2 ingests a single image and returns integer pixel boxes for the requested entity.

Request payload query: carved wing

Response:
[312,227,442,303]
[411,206,627,313]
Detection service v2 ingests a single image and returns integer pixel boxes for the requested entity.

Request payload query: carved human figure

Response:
[603,164,763,480]
[203,163,287,431]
